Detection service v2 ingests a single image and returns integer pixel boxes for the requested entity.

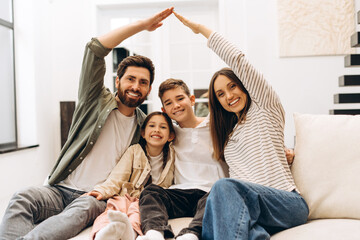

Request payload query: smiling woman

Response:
[171,11,309,239]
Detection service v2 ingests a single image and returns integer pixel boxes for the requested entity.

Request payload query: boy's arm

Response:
[98,7,173,48]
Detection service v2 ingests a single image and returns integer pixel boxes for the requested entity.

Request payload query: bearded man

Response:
[0,8,173,240]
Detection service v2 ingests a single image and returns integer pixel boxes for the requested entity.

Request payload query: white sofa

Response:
[2,113,357,240]
[271,113,360,239]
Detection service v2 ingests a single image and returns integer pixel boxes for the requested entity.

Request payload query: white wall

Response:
[1,0,360,216]
[0,0,95,216]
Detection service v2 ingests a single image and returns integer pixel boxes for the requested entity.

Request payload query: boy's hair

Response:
[158,78,191,101]
[208,67,251,161]
[117,55,155,85]
[139,111,175,168]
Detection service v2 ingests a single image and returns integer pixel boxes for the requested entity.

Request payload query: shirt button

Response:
[98,125,101,128]
[90,141,94,145]
[80,157,83,160]
[68,169,72,172]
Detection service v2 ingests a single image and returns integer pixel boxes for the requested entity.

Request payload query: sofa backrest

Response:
[292,113,360,220]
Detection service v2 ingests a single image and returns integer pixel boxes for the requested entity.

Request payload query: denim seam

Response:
[235,205,247,240]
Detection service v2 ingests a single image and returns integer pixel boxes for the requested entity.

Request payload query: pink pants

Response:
[90,194,143,239]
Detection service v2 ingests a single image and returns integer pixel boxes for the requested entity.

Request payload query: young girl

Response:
[86,111,175,240]
[174,12,309,240]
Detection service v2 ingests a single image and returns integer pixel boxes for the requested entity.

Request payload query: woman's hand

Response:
[173,11,213,38]
[173,11,201,34]
[84,191,103,201]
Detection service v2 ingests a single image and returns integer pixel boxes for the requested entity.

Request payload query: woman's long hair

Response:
[208,68,251,161]
[138,111,175,168]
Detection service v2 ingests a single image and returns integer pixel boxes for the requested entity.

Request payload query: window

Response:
[0,0,17,151]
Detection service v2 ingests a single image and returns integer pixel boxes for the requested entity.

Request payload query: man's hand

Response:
[98,7,173,49]
[142,7,174,32]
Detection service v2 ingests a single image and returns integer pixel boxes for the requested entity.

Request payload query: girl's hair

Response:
[208,68,251,161]
[139,111,175,168]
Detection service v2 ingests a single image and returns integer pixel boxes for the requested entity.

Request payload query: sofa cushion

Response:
[271,219,360,240]
[292,113,360,220]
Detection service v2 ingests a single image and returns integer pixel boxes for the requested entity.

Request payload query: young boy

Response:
[137,78,229,240]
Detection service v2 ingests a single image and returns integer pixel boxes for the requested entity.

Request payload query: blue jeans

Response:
[202,179,309,240]
[0,185,106,240]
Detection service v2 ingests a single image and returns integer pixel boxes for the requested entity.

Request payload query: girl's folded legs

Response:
[95,210,135,240]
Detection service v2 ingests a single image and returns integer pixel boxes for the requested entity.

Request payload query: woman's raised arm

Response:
[173,11,213,39]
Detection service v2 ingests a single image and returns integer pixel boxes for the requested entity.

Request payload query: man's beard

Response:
[118,89,147,108]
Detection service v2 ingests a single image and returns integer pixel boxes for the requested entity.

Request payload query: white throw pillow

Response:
[292,113,360,220]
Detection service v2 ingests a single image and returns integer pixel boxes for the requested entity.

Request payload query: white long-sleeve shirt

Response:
[170,116,229,192]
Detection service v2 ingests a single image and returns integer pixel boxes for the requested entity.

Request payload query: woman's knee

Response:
[211,178,252,198]
[212,178,239,192]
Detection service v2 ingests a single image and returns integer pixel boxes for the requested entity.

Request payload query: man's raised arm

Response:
[98,7,173,49]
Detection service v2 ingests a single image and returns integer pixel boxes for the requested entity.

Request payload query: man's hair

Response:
[158,78,191,101]
[117,55,155,85]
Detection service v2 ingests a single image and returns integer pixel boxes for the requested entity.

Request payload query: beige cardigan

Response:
[93,143,174,199]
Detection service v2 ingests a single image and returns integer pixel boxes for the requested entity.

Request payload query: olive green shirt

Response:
[48,38,146,185]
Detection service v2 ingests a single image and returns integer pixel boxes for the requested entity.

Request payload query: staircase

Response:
[330,11,360,115]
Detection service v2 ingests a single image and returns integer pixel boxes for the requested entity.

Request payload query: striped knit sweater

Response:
[208,32,296,192]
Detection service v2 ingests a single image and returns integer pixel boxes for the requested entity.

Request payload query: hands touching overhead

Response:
[132,7,212,38]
